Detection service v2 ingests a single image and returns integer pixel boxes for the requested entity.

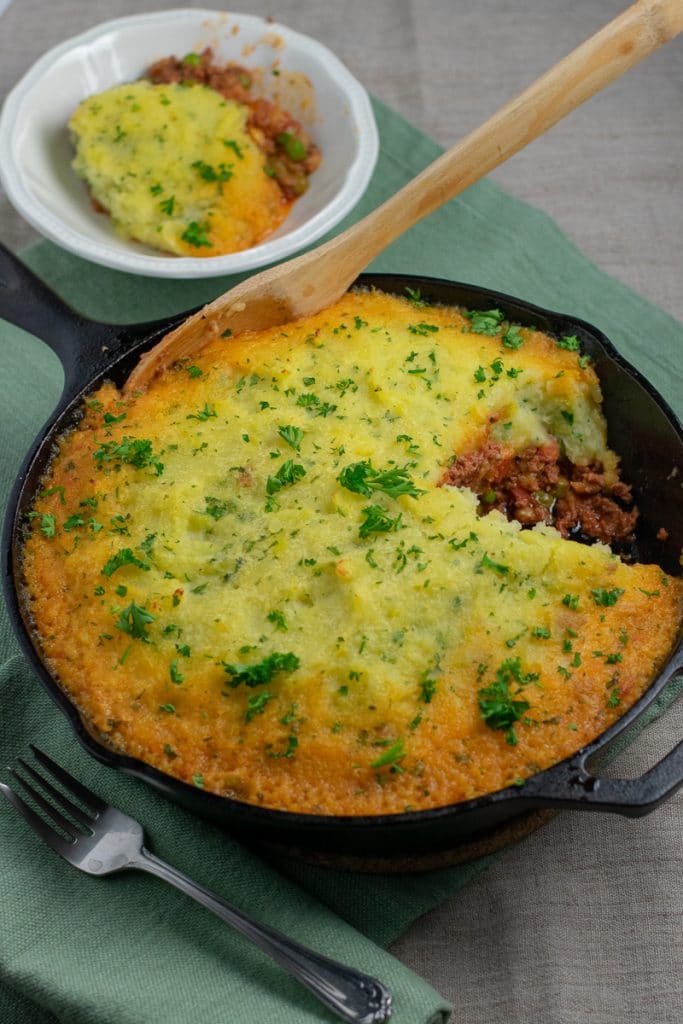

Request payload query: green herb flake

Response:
[556,335,581,351]
[181,221,212,248]
[187,403,217,422]
[408,322,439,336]
[169,661,185,684]
[62,514,85,532]
[278,424,303,451]
[266,460,306,496]
[591,587,624,606]
[502,324,524,349]
[466,308,504,335]
[115,601,156,641]
[223,651,300,688]
[405,286,426,307]
[479,553,509,576]
[203,495,229,520]
[102,548,150,578]
[223,139,243,159]
[419,675,437,703]
[358,505,404,539]
[370,738,406,769]
[94,436,163,476]
[267,609,288,632]
[244,691,274,722]
[338,460,424,500]
[191,159,233,183]
[562,594,580,610]
[477,657,537,744]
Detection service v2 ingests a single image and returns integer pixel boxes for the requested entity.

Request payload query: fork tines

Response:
[1,745,103,847]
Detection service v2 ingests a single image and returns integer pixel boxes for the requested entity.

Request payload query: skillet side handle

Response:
[0,242,116,385]
[577,739,683,818]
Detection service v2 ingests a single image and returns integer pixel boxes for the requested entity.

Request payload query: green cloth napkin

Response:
[1,96,681,1024]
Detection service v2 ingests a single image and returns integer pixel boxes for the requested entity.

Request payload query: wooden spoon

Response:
[125,0,683,394]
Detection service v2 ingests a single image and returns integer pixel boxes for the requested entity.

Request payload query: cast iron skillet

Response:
[1,242,682,859]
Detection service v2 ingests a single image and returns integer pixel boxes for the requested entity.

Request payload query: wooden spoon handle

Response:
[331,0,683,271]
[125,0,683,393]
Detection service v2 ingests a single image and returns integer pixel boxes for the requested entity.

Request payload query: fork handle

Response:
[131,847,391,1024]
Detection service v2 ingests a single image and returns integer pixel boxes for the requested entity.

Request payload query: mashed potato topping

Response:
[22,291,682,814]
[69,80,289,256]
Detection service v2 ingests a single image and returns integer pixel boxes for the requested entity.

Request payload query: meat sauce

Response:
[440,438,638,546]
[147,49,321,200]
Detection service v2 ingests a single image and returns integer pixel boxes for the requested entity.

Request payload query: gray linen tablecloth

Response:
[1,2,681,1022]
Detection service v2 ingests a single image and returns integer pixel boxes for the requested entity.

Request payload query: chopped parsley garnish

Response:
[556,335,581,351]
[408,322,439,336]
[150,183,163,196]
[267,734,299,759]
[278,424,303,451]
[159,196,175,215]
[186,365,202,378]
[169,661,184,684]
[370,739,406,770]
[358,505,404,539]
[187,403,217,422]
[159,703,176,714]
[338,460,424,499]
[181,221,212,248]
[479,553,509,575]
[502,324,524,349]
[466,308,504,335]
[245,691,274,722]
[419,674,437,703]
[62,514,85,532]
[103,412,126,426]
[182,52,201,66]
[94,437,163,476]
[295,393,337,417]
[223,139,243,159]
[532,626,551,639]
[223,651,300,688]
[473,366,487,383]
[266,460,306,496]
[591,587,624,606]
[191,159,233,182]
[562,594,580,610]
[101,548,150,578]
[203,496,230,520]
[115,601,156,641]
[267,610,288,632]
[477,657,536,744]
[405,286,426,307]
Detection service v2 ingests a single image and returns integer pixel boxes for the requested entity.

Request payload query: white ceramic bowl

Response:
[0,9,378,278]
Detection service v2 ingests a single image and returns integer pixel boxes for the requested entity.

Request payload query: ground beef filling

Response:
[440,439,638,545]
[147,49,321,200]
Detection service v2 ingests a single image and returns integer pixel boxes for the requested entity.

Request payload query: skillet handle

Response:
[0,242,118,387]
[574,738,683,817]
[525,657,683,818]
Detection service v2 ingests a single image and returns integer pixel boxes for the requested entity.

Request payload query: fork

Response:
[0,746,392,1024]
